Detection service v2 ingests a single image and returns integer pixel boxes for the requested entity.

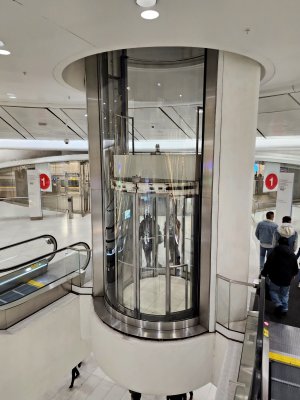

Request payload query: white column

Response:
[211,52,261,328]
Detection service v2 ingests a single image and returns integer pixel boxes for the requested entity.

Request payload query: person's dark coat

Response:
[261,242,298,286]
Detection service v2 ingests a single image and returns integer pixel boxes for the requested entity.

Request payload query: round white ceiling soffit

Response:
[136,0,157,7]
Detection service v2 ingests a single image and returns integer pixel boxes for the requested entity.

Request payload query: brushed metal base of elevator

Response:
[93,297,207,340]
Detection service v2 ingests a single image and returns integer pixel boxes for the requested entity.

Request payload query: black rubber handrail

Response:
[249,277,266,400]
[0,241,91,273]
[0,234,58,263]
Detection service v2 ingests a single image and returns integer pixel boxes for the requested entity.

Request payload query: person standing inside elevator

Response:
[165,214,181,266]
[139,213,162,268]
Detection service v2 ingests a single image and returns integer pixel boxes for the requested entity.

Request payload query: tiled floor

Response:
[43,354,217,400]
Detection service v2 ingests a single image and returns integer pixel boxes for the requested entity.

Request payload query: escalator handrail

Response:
[0,234,58,263]
[0,241,91,273]
[249,277,266,399]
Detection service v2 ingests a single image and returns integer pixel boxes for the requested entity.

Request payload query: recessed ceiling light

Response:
[84,114,87,117]
[136,0,156,7]
[0,49,11,55]
[141,10,159,20]
[157,82,161,87]
[0,41,4,47]
[179,94,183,98]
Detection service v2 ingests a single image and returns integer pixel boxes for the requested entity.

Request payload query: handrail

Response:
[0,241,91,273]
[249,277,266,399]
[216,273,256,288]
[0,234,58,263]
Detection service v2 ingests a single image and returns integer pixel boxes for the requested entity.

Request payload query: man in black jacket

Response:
[262,237,298,315]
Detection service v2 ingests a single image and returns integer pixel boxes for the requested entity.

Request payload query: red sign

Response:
[265,173,278,190]
[40,173,51,190]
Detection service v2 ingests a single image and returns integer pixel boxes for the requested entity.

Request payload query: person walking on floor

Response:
[261,237,298,316]
[255,211,278,271]
[69,362,82,389]
[273,215,298,252]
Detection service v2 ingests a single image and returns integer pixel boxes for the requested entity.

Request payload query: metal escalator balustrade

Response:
[0,236,91,329]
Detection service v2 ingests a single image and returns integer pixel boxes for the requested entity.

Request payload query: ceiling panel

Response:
[3,107,80,140]
[128,107,191,140]
[289,92,300,106]
[0,118,24,139]
[258,109,300,136]
[62,108,87,134]
[258,94,300,114]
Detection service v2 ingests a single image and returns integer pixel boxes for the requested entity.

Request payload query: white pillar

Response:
[211,52,261,328]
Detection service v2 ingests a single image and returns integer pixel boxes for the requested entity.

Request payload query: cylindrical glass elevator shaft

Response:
[87,47,206,334]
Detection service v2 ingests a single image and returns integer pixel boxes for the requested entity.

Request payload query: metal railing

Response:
[216,274,257,333]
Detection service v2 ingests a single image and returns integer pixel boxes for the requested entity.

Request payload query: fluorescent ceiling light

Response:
[137,0,156,7]
[0,49,10,55]
[141,10,159,20]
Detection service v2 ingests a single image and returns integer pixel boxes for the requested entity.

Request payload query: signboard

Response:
[263,162,280,192]
[275,173,294,224]
[37,163,52,192]
[27,169,42,220]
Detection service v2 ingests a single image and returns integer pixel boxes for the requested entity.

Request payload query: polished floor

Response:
[43,354,217,400]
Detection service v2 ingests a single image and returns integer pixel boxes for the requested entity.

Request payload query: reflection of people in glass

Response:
[164,216,181,265]
[139,213,162,268]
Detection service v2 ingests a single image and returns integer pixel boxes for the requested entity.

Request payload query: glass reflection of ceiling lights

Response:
[126,47,204,148]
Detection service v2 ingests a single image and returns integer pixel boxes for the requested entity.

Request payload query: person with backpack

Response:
[261,237,298,316]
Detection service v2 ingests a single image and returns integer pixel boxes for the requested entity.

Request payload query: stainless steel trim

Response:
[199,49,219,329]
[85,55,105,296]
[216,273,256,287]
[166,199,170,314]
[95,297,206,340]
[104,298,199,331]
[262,328,269,400]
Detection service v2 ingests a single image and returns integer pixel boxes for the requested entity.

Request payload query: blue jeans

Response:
[260,246,273,270]
[268,280,290,311]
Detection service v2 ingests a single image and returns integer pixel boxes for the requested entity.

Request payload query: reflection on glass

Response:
[101,47,204,322]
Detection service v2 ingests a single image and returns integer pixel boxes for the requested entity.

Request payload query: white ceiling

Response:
[0,0,300,161]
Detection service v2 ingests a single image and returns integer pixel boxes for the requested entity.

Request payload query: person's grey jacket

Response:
[255,219,278,247]
[273,223,298,252]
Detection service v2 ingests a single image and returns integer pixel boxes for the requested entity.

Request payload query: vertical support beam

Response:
[198,49,219,329]
[85,55,105,296]
[166,198,171,314]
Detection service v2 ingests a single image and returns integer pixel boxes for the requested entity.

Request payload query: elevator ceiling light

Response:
[0,49,10,55]
[136,0,157,7]
[141,10,159,20]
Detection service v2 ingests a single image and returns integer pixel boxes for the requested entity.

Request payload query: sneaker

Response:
[274,306,283,316]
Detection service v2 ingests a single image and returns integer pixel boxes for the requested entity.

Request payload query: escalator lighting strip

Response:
[269,351,300,367]
[0,262,47,286]
[27,280,45,288]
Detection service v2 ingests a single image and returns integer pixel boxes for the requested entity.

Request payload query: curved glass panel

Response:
[97,47,204,323]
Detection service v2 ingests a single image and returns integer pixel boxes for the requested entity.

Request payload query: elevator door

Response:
[114,191,195,321]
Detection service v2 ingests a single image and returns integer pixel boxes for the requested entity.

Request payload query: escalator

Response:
[235,278,300,399]
[0,234,91,328]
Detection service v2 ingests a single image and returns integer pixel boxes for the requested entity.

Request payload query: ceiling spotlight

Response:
[0,49,11,55]
[84,113,87,117]
[157,82,161,87]
[179,94,183,98]
[136,0,157,7]
[141,10,159,20]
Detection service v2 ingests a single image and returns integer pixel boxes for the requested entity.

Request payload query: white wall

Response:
[0,294,89,400]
